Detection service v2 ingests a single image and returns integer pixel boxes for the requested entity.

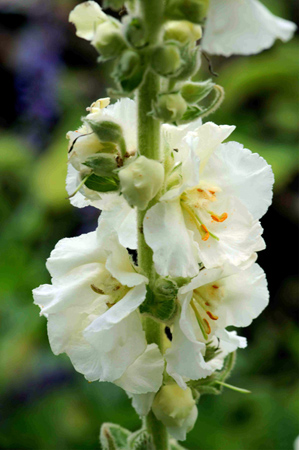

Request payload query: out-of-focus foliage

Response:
[0,0,298,449]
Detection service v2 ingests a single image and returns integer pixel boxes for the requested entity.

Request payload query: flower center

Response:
[181,184,228,242]
[90,274,130,308]
[190,282,225,340]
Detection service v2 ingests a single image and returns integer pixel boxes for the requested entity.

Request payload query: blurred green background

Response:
[0,1,298,449]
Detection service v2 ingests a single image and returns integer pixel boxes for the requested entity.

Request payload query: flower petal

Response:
[128,392,156,417]
[202,0,296,56]
[114,344,164,394]
[69,1,107,41]
[203,142,274,220]
[144,200,200,278]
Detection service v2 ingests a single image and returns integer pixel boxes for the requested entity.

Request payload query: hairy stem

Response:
[137,2,169,447]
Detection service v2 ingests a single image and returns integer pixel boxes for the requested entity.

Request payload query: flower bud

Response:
[152,93,187,123]
[165,0,209,24]
[92,20,126,60]
[153,277,178,302]
[125,17,147,49]
[119,156,164,210]
[181,79,214,104]
[113,49,144,93]
[151,43,184,77]
[83,153,118,177]
[152,384,197,431]
[164,20,202,44]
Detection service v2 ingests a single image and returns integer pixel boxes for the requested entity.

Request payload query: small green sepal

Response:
[83,154,118,177]
[181,79,215,104]
[128,429,154,449]
[86,119,127,156]
[152,92,187,123]
[84,173,120,192]
[151,42,184,77]
[164,0,210,24]
[125,17,148,49]
[100,423,131,450]
[113,49,145,93]
[140,285,178,323]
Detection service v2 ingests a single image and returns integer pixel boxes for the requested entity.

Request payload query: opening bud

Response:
[119,156,164,210]
[92,20,126,60]
[164,20,202,45]
[151,43,184,77]
[113,49,144,93]
[125,17,148,49]
[181,79,215,104]
[152,92,187,123]
[152,384,197,432]
[165,0,210,24]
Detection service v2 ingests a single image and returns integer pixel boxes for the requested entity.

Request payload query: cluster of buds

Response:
[34,0,296,447]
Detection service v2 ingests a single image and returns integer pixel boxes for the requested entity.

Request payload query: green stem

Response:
[137,11,169,446]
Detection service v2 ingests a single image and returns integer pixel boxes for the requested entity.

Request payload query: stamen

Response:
[200,224,209,241]
[90,284,105,294]
[210,212,228,222]
[206,311,219,320]
[181,200,219,241]
[212,285,219,289]
[203,318,211,334]
[190,300,209,340]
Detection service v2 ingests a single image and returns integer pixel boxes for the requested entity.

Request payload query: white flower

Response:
[202,0,296,57]
[66,97,137,210]
[32,220,156,385]
[144,122,274,278]
[165,263,268,384]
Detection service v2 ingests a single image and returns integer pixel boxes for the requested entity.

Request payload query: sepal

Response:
[100,423,131,450]
[113,50,145,93]
[164,0,209,24]
[152,92,187,123]
[92,20,127,61]
[151,42,184,78]
[181,79,214,104]
[125,17,148,49]
[84,173,120,192]
[103,0,124,10]
[140,286,178,323]
[85,119,127,156]
[83,153,118,177]
[128,430,154,450]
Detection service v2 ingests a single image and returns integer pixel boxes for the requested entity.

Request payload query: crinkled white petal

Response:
[184,196,264,269]
[97,203,137,250]
[84,284,147,334]
[216,263,269,328]
[162,118,203,152]
[128,392,156,417]
[203,142,274,220]
[166,293,214,383]
[144,200,200,278]
[69,1,107,41]
[46,230,104,278]
[105,235,148,287]
[202,0,297,56]
[167,405,198,441]
[69,311,146,382]
[114,344,164,394]
[186,122,235,172]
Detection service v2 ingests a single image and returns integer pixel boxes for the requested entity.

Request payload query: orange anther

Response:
[212,285,219,289]
[201,224,210,241]
[203,318,211,334]
[205,301,211,306]
[211,212,228,222]
[197,188,204,192]
[207,311,219,321]
[209,190,215,195]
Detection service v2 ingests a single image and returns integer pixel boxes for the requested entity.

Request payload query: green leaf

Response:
[84,173,120,192]
[100,423,131,450]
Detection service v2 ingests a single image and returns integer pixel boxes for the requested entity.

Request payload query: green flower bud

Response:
[153,277,178,302]
[119,155,164,210]
[165,0,209,24]
[164,20,202,44]
[152,92,187,123]
[125,17,148,48]
[151,43,184,77]
[92,21,126,60]
[152,384,196,428]
[85,119,127,157]
[83,153,118,177]
[181,79,215,104]
[113,49,144,93]
[171,47,200,82]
